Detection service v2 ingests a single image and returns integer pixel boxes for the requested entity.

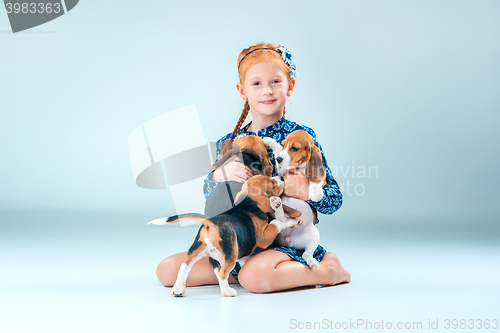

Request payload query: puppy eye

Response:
[290,147,299,152]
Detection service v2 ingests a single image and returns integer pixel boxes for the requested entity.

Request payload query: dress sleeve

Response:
[306,130,343,215]
[202,137,226,199]
[203,170,219,200]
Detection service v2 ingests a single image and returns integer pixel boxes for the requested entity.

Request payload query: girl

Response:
[156,43,351,293]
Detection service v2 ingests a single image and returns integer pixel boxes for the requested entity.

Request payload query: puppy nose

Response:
[276,156,283,164]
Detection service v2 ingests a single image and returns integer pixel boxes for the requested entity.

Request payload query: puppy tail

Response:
[148,213,212,227]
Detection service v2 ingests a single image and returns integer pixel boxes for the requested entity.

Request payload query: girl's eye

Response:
[272,80,281,84]
[252,82,261,86]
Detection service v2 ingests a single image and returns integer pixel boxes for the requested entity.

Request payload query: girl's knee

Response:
[156,253,185,287]
[238,259,274,293]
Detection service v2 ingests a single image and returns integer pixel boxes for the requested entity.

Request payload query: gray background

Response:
[1,1,499,332]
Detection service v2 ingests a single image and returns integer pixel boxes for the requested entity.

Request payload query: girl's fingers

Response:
[236,164,252,179]
[245,166,253,178]
[234,176,245,183]
[236,171,248,183]
[218,159,254,182]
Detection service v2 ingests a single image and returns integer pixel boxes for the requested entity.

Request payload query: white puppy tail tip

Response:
[147,217,168,225]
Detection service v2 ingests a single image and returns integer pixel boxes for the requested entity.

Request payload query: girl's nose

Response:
[265,85,273,95]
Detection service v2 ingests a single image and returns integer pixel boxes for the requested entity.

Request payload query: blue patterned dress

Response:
[203,117,342,280]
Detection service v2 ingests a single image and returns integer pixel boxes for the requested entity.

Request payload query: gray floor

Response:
[1,211,499,333]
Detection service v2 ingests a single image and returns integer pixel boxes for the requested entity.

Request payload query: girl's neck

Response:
[247,112,283,133]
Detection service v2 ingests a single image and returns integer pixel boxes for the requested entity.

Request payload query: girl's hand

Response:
[213,155,253,183]
[283,169,311,201]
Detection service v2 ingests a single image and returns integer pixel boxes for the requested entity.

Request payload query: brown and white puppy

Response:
[213,135,273,177]
[205,135,273,217]
[263,130,327,201]
[271,196,320,268]
[149,175,302,297]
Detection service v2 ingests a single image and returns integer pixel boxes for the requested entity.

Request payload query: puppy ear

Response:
[233,182,248,204]
[260,155,273,177]
[233,189,243,204]
[305,145,325,182]
[211,146,241,170]
[220,139,232,156]
[282,204,302,219]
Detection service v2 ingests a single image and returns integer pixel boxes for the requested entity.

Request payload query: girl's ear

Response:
[236,82,247,100]
[287,78,296,97]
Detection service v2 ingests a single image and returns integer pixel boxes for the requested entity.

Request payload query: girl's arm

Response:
[202,136,252,199]
[203,170,219,199]
[308,135,342,215]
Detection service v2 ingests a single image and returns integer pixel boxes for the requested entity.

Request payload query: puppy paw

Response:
[309,188,324,201]
[262,137,280,149]
[309,182,325,201]
[270,196,282,210]
[285,218,301,229]
[306,258,319,268]
[221,287,238,297]
[262,137,276,146]
[171,285,185,297]
[291,219,303,228]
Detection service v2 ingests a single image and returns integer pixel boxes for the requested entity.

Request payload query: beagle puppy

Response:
[213,135,273,176]
[263,130,327,201]
[204,135,273,217]
[149,175,302,297]
[271,196,320,268]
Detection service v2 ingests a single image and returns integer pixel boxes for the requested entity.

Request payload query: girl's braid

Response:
[222,100,250,153]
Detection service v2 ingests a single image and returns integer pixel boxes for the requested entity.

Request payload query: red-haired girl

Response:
[157,43,350,293]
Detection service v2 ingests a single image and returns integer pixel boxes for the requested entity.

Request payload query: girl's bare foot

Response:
[318,252,351,286]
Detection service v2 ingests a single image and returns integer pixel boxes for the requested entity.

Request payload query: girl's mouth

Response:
[260,99,277,105]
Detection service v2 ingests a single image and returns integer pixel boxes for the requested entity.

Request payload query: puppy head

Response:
[218,135,273,177]
[276,130,315,172]
[246,174,284,198]
[235,175,284,213]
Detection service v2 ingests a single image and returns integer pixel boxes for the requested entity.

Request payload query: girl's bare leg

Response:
[237,250,350,293]
[156,251,239,287]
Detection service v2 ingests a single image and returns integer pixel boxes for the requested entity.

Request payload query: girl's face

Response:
[237,61,295,121]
